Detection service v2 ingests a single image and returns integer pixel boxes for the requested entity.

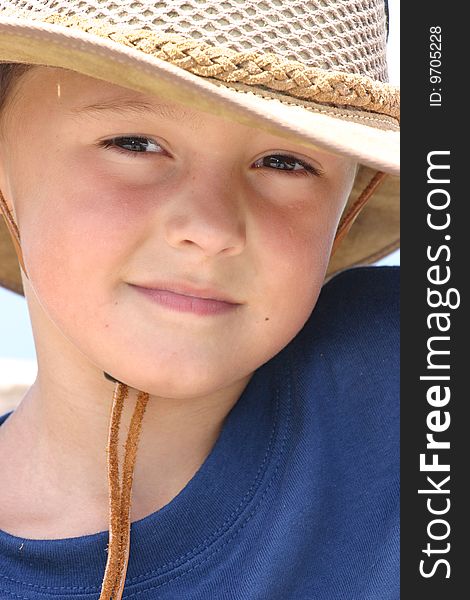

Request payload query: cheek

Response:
[250,170,352,346]
[17,170,149,327]
[254,194,341,305]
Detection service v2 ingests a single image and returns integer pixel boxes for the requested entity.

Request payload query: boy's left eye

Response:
[98,136,322,177]
[252,154,322,177]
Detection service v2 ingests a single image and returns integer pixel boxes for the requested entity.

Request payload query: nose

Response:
[163,167,247,258]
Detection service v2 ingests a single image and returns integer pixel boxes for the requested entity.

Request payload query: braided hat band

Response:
[28,12,400,123]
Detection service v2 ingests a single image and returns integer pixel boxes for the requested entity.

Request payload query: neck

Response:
[0,368,251,538]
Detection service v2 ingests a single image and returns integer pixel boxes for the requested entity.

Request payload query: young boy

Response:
[0,2,399,599]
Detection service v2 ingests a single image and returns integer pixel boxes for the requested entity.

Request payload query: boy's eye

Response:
[98,136,163,155]
[253,154,322,177]
[98,136,322,177]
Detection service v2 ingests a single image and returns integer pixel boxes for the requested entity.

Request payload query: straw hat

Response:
[0,1,399,598]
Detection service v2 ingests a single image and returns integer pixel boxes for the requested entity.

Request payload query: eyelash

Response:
[97,136,323,178]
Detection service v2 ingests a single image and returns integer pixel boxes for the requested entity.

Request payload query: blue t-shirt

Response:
[0,266,399,599]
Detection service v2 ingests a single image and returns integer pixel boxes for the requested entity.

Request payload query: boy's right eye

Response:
[98,136,164,157]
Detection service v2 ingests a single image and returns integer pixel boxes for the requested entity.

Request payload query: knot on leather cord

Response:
[99,373,149,600]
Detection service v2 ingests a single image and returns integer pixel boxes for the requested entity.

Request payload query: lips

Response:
[128,281,241,316]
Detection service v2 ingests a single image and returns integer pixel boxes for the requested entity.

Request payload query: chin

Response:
[110,364,232,400]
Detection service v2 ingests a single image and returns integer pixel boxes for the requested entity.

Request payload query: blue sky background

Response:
[0,287,36,359]
[0,0,400,363]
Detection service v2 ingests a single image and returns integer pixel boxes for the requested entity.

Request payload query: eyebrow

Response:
[69,97,204,129]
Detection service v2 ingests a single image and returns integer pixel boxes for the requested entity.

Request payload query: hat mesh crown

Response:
[4,0,389,81]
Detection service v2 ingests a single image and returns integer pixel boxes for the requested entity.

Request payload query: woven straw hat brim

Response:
[0,16,399,295]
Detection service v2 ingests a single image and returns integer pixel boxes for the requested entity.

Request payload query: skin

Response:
[0,66,356,538]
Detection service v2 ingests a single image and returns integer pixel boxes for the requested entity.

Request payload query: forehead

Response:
[15,66,206,127]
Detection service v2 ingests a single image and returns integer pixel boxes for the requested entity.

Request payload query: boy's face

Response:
[0,67,356,397]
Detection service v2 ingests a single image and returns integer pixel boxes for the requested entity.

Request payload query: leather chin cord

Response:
[99,374,149,600]
[0,169,386,599]
[331,171,387,255]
